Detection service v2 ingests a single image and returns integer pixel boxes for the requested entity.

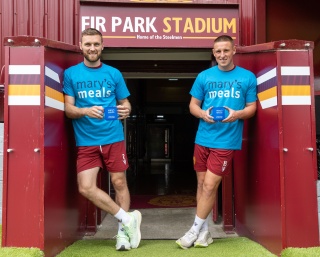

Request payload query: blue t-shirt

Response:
[190,65,257,150]
[63,62,130,146]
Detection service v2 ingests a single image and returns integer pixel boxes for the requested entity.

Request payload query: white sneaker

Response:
[115,230,131,251]
[176,230,198,249]
[194,231,213,248]
[123,210,142,249]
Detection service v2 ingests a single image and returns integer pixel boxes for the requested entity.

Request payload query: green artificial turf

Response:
[281,247,320,257]
[0,225,44,257]
[57,237,277,257]
[1,224,320,257]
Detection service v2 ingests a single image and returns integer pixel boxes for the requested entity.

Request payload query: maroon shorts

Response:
[193,144,234,176]
[76,141,129,173]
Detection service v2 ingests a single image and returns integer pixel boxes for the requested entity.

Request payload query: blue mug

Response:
[104,107,118,120]
[211,107,227,121]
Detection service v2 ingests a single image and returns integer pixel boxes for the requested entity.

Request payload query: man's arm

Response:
[223,101,257,123]
[189,96,206,119]
[236,101,257,119]
[227,101,257,120]
[64,94,104,119]
[190,96,257,123]
[189,96,216,124]
[117,98,131,119]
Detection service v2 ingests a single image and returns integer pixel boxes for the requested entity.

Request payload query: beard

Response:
[83,51,102,63]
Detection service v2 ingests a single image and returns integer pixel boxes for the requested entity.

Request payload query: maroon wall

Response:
[1,1,319,256]
[1,37,85,256]
[266,0,320,92]
[42,46,85,256]
[0,0,261,81]
[234,51,283,254]
[234,41,319,255]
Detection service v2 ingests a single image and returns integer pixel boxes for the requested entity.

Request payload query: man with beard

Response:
[63,28,141,251]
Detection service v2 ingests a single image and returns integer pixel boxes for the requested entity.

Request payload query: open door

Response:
[233,40,319,255]
[2,36,86,256]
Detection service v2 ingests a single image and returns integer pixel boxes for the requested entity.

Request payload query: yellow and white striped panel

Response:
[45,66,64,111]
[8,65,41,105]
[281,66,311,105]
[257,68,277,109]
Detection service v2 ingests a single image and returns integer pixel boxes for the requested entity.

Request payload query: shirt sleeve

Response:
[114,69,130,100]
[62,69,75,97]
[189,73,205,101]
[246,72,258,103]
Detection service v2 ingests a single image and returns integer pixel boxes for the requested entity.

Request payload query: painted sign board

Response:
[80,5,239,48]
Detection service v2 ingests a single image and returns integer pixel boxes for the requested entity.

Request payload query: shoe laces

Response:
[123,225,133,238]
[186,230,197,237]
[182,230,197,242]
[114,234,129,240]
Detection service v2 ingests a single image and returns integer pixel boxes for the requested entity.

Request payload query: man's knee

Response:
[197,180,204,191]
[203,178,221,195]
[111,174,127,190]
[78,181,95,198]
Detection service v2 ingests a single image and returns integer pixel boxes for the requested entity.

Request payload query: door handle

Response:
[306,147,313,152]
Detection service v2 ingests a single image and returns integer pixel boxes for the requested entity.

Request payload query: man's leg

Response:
[77,168,141,250]
[110,171,131,251]
[193,171,213,247]
[196,171,222,220]
[192,172,222,247]
[77,167,121,215]
[101,141,141,250]
[196,171,211,231]
[176,170,221,249]
[196,171,206,204]
[195,171,210,231]
[110,171,130,211]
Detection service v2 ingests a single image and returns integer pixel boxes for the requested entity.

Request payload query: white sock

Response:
[118,221,124,234]
[114,208,131,226]
[200,216,209,232]
[191,215,206,235]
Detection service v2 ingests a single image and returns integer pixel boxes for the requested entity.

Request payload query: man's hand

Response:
[86,106,104,119]
[117,105,130,120]
[223,107,237,123]
[202,107,215,123]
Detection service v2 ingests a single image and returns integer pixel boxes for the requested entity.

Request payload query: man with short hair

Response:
[63,28,141,251]
[176,35,257,249]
